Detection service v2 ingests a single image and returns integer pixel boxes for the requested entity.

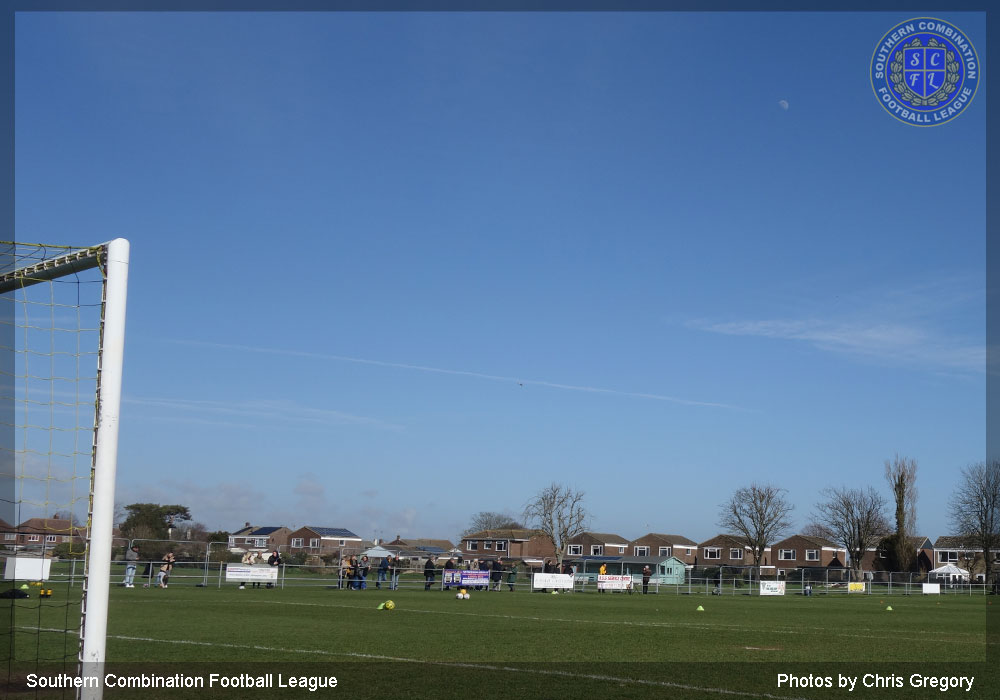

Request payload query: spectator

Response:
[424,558,436,590]
[642,565,652,595]
[491,558,504,591]
[506,561,518,592]
[358,555,370,590]
[266,550,281,589]
[123,545,139,589]
[377,555,389,589]
[157,552,175,589]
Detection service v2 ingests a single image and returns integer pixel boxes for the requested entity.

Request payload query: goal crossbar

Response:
[0,244,106,294]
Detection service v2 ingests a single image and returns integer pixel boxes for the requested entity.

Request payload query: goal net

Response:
[0,239,129,697]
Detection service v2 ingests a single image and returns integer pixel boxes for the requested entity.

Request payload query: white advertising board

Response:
[922,583,941,594]
[759,580,786,596]
[532,573,574,590]
[597,574,632,591]
[3,557,51,581]
[225,565,278,582]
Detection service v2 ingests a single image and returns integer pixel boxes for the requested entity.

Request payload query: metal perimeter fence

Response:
[27,560,998,596]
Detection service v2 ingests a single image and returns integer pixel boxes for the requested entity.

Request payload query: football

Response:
[456,592,463,599]
[463,593,470,600]
[384,600,395,610]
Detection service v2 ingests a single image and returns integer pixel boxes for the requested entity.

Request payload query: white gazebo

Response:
[929,563,970,583]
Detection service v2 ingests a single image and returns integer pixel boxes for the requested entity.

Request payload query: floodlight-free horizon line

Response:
[169,339,743,410]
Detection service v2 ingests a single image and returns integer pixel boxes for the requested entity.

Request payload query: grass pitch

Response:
[6,584,995,699]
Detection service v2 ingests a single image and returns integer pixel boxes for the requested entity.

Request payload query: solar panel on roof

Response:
[310,527,359,538]
[252,527,280,535]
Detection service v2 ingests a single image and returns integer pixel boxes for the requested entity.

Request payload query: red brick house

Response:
[770,534,846,574]
[697,534,771,567]
[460,528,557,567]
[4,518,85,551]
[565,532,630,558]
[629,533,699,564]
[227,524,292,553]
[384,535,456,563]
[285,526,362,557]
[858,535,935,573]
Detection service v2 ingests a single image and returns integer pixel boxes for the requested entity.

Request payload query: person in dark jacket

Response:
[377,556,389,589]
[491,558,504,591]
[424,558,436,590]
[266,550,281,588]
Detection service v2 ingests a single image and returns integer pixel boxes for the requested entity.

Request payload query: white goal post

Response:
[0,238,129,698]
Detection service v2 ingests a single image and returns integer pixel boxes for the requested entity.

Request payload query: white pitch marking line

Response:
[25,627,810,700]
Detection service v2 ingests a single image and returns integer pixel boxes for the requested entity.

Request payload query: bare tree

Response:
[718,483,793,567]
[949,460,1000,587]
[463,511,524,536]
[522,483,588,566]
[884,454,918,571]
[813,486,890,576]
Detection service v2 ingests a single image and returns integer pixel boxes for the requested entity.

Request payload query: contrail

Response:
[170,339,739,410]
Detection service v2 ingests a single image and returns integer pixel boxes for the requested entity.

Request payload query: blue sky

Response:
[14,11,985,544]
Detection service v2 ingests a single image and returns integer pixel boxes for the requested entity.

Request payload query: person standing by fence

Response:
[377,555,389,589]
[123,545,139,588]
[506,562,518,591]
[158,552,175,589]
[267,550,282,589]
[358,555,370,590]
[424,557,436,590]
[389,555,400,590]
[642,565,652,595]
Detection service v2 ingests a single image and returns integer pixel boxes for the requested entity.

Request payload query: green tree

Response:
[120,503,192,540]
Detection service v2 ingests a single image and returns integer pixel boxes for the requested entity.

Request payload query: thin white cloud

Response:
[691,318,983,373]
[123,396,398,430]
[168,340,740,410]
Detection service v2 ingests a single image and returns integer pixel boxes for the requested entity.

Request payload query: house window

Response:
[254,538,268,547]
[704,547,720,560]
[495,541,507,552]
[4,533,14,541]
[805,550,820,562]
[617,546,626,554]
[591,545,603,556]
[686,548,692,556]
[939,551,958,563]
[635,546,650,557]
[291,538,303,548]
[729,548,743,560]
[45,535,58,543]
[28,535,40,542]
[309,538,319,548]
[659,546,671,557]
[483,541,492,550]
[779,549,796,561]
[339,540,345,546]
[227,536,235,546]
[467,541,478,551]
[567,545,582,556]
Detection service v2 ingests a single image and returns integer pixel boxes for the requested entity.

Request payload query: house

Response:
[384,535,456,564]
[697,534,771,568]
[565,532,630,558]
[933,535,997,581]
[769,534,847,575]
[629,533,699,565]
[285,526,363,558]
[460,529,557,568]
[227,524,292,553]
[5,518,85,551]
[857,535,934,573]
